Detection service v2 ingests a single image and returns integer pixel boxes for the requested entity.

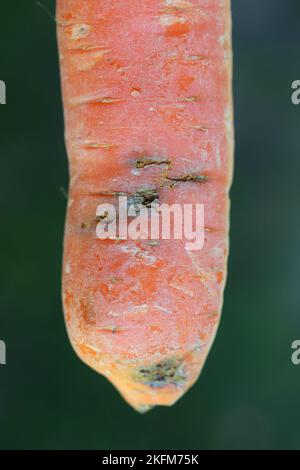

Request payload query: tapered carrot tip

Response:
[57,0,233,411]
[70,336,211,411]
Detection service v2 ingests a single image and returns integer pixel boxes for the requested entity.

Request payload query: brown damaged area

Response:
[134,357,187,388]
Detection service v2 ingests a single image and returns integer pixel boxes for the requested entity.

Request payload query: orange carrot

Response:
[57,0,233,412]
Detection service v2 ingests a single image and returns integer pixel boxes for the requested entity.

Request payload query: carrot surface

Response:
[57,0,233,411]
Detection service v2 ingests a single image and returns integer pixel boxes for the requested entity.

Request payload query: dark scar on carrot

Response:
[135,158,171,169]
[166,174,208,183]
[135,358,187,388]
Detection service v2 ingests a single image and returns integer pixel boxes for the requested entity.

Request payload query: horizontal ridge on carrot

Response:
[57,0,233,412]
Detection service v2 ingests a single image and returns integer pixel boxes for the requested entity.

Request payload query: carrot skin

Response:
[57,0,233,411]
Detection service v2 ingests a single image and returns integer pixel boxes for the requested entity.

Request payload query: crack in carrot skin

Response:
[166,174,208,183]
[135,158,172,169]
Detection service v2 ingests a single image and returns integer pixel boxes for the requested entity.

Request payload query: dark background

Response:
[0,0,300,450]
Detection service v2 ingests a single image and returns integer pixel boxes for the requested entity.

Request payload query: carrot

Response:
[57,0,233,412]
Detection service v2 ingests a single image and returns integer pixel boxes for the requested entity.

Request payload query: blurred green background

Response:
[1,0,300,450]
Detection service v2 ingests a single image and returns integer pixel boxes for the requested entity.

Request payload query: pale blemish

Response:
[131,89,141,98]
[120,245,157,265]
[131,304,150,315]
[160,15,187,29]
[71,24,91,40]
[168,54,208,64]
[70,93,124,106]
[155,305,172,315]
[164,0,194,8]
[83,141,118,149]
[165,0,193,8]
[192,125,209,133]
[210,245,224,259]
[200,149,208,163]
[186,55,206,61]
[197,272,216,297]
[85,344,102,354]
[224,49,231,62]
[67,44,101,52]
[160,15,177,26]
[215,143,221,168]
[170,283,194,297]
[65,262,71,274]
[219,32,228,47]
[186,251,216,297]
[219,32,231,62]
[181,96,199,103]
[107,311,120,318]
[96,325,124,334]
[117,66,127,74]
[225,107,232,136]
[72,50,110,72]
